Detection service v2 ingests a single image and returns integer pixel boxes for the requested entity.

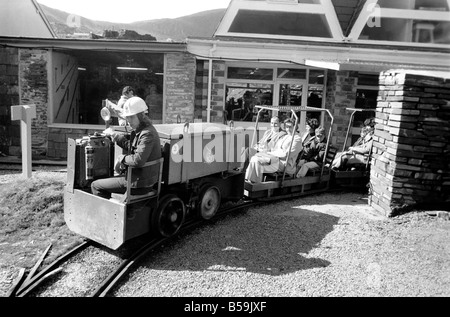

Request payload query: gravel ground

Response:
[1,165,449,297]
[108,192,450,297]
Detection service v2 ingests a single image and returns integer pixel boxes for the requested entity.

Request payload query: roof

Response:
[0,0,57,38]
[213,0,450,48]
[331,0,365,36]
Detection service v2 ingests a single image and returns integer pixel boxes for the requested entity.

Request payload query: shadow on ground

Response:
[144,201,340,276]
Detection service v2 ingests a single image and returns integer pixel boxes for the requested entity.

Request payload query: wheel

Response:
[152,194,186,237]
[197,184,221,220]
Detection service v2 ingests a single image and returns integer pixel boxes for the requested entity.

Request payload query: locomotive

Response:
[64,105,358,250]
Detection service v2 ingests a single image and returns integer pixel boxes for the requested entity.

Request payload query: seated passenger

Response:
[331,126,374,171]
[91,97,161,199]
[255,116,286,152]
[296,126,327,178]
[300,118,319,147]
[239,116,286,171]
[297,118,319,162]
[245,118,302,183]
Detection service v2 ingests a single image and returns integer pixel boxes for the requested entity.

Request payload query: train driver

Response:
[91,97,161,199]
[245,118,302,183]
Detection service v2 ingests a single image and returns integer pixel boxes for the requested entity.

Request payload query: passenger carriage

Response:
[244,105,338,201]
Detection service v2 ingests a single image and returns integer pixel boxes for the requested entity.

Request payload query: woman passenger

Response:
[245,118,302,183]
[239,116,286,171]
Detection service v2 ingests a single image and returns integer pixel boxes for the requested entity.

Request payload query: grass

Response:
[0,173,84,270]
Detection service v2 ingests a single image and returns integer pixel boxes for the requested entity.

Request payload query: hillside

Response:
[40,4,225,41]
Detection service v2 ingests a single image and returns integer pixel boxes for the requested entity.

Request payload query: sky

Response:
[36,0,232,23]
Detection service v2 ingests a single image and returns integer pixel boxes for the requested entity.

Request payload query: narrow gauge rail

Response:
[91,199,259,297]
[9,241,91,297]
[9,200,258,297]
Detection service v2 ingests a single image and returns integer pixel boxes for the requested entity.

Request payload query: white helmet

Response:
[122,97,148,117]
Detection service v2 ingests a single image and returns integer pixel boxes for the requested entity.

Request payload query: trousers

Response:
[91,176,152,199]
[296,160,320,178]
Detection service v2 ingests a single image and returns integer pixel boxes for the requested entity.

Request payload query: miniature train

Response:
[64,106,371,249]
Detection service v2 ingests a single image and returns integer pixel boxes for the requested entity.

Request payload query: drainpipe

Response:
[207,44,217,123]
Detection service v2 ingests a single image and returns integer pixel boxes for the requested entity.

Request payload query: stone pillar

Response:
[194,60,206,120]
[165,52,196,123]
[19,49,48,157]
[195,60,226,123]
[370,70,450,216]
[328,71,357,150]
[0,47,19,156]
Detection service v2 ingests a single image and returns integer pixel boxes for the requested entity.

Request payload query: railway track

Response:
[7,199,260,297]
[8,241,91,297]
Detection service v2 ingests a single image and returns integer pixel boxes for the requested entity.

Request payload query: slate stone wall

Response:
[0,47,19,155]
[165,52,197,123]
[370,70,450,216]
[195,60,226,123]
[327,71,358,150]
[18,49,49,157]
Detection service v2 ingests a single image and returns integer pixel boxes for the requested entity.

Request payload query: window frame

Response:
[215,0,343,42]
[348,0,450,48]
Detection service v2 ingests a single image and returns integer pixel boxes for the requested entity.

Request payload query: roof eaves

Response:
[0,36,188,52]
[190,35,450,54]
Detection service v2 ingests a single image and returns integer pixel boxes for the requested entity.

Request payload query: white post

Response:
[11,105,37,178]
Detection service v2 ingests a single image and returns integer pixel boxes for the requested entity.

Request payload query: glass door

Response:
[275,80,308,130]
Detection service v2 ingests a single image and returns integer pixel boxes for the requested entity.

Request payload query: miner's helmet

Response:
[122,97,148,117]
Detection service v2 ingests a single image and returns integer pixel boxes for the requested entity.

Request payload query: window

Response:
[229,10,332,38]
[351,72,378,144]
[277,68,307,79]
[353,0,450,45]
[215,0,343,41]
[224,64,326,124]
[51,51,164,125]
[227,67,274,80]
[225,83,274,122]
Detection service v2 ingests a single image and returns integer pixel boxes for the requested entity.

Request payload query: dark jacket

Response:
[115,121,161,188]
[303,137,327,165]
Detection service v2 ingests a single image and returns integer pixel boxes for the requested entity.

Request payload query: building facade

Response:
[1,0,449,214]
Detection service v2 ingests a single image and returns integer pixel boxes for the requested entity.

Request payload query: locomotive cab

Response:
[64,134,163,250]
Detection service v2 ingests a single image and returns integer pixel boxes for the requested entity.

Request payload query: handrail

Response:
[250,107,264,149]
[280,109,299,185]
[343,108,376,151]
[320,115,334,179]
